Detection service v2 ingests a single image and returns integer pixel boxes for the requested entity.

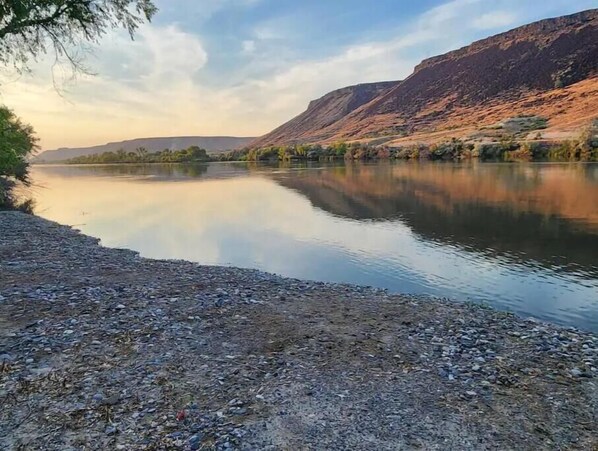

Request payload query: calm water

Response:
[30,162,598,331]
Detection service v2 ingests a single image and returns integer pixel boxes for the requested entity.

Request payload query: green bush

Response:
[0,106,38,212]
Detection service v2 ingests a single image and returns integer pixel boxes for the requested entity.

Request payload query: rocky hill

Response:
[35,136,256,162]
[250,81,398,147]
[253,9,598,147]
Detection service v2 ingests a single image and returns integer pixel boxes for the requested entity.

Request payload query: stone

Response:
[0,354,14,363]
[188,434,203,450]
[102,394,121,406]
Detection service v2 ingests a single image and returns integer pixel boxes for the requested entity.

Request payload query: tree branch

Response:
[0,3,73,39]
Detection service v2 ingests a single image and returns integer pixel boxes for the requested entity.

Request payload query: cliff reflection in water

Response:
[273,162,598,278]
[32,161,598,330]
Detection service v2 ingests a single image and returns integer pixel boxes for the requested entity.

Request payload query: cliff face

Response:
[254,9,598,146]
[250,81,399,147]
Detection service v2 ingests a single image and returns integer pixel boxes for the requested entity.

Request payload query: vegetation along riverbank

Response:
[1,211,596,450]
[62,119,598,165]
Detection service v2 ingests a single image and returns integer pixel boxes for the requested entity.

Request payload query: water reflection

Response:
[30,162,598,331]
[274,162,598,277]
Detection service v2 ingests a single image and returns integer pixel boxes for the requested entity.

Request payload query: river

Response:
[30,161,598,331]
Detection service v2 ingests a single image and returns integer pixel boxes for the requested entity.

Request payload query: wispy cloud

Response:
[0,0,592,149]
[473,11,517,30]
[241,40,256,54]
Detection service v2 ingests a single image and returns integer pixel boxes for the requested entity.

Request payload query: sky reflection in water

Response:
[30,162,598,331]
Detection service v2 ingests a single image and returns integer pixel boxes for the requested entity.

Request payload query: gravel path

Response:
[0,211,597,450]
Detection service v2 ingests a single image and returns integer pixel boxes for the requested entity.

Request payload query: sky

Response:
[0,0,596,150]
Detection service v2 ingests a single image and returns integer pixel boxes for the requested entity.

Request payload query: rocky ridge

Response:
[250,81,398,147]
[252,9,598,147]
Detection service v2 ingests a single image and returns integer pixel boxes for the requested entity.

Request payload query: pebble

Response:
[188,434,203,450]
[102,394,121,406]
[0,211,596,450]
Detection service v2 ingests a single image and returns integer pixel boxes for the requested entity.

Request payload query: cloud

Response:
[421,0,481,25]
[472,11,517,30]
[0,24,212,147]
[241,40,256,54]
[0,0,584,149]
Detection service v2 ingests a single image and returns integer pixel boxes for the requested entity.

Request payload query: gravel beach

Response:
[0,211,596,450]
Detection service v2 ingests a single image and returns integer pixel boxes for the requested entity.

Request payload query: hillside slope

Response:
[36,136,256,162]
[250,81,399,147]
[254,9,598,146]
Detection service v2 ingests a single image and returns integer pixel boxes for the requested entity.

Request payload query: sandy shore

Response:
[0,211,596,450]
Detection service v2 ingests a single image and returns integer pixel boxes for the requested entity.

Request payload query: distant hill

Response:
[35,136,256,162]
[252,9,598,147]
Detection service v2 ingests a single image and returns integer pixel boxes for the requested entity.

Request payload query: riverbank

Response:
[0,211,596,450]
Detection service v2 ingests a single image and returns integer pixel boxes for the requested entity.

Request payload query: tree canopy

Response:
[65,146,210,164]
[0,106,38,182]
[0,106,38,210]
[0,0,157,72]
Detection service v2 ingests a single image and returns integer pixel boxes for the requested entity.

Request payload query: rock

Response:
[102,394,121,406]
[188,434,203,450]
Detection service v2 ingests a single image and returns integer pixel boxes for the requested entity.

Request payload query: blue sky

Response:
[1,0,596,149]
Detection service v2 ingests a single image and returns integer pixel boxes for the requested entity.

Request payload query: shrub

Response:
[0,106,38,212]
[504,142,535,161]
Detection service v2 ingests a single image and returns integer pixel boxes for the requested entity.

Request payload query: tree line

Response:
[67,129,598,166]
[66,146,209,164]
[215,128,598,163]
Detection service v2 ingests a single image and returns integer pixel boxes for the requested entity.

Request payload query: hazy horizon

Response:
[1,0,594,150]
